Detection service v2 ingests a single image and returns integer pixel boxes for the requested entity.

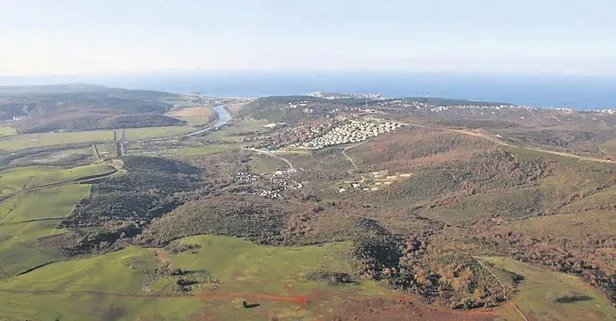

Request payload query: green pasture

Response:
[481,257,616,321]
[0,163,113,198]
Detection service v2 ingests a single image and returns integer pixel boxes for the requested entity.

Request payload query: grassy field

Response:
[0,184,91,278]
[0,126,16,137]
[167,106,217,126]
[481,257,616,321]
[600,139,616,156]
[123,126,196,140]
[0,159,399,320]
[249,154,289,173]
[162,144,233,157]
[0,163,114,198]
[0,235,397,321]
[207,118,269,143]
[0,126,196,151]
[0,164,116,277]
[0,246,204,321]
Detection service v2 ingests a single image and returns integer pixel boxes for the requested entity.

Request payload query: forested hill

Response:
[0,84,185,133]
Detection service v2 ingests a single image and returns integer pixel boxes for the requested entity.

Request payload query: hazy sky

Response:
[1,0,615,76]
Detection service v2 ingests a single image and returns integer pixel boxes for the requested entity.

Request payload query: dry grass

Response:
[167,106,214,118]
[227,102,251,115]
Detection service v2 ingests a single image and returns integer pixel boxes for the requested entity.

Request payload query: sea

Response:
[2,72,615,110]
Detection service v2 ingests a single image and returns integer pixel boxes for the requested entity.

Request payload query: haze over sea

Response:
[2,73,615,110]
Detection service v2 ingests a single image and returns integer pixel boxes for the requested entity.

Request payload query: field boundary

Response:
[475,257,529,321]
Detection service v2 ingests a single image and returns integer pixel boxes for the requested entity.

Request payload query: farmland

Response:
[0,125,199,152]
[0,126,16,137]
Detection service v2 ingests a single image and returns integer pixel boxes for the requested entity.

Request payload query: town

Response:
[291,118,404,150]
[254,116,404,151]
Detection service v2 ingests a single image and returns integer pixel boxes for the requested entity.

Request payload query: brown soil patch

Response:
[327,297,500,321]
[231,269,245,281]
[155,250,172,266]
[37,233,79,247]
[168,107,214,118]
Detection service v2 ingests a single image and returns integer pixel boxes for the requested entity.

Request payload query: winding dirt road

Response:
[406,120,615,165]
[244,148,295,170]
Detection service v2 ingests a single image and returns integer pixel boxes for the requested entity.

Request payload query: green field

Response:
[0,125,196,151]
[0,163,114,198]
[0,235,395,321]
[0,126,16,137]
[0,164,115,277]
[163,144,232,157]
[0,184,91,277]
[481,257,616,321]
[207,118,269,142]
[123,126,196,140]
[0,162,398,321]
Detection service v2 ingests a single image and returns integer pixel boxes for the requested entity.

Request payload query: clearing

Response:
[480,257,616,321]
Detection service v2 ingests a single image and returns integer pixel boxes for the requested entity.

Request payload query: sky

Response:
[1,0,616,76]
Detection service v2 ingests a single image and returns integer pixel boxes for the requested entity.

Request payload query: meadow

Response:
[0,184,91,277]
[0,126,16,137]
[0,125,197,152]
[481,257,616,321]
[0,163,114,197]
[0,235,396,321]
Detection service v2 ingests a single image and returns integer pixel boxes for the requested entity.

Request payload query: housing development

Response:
[292,118,404,150]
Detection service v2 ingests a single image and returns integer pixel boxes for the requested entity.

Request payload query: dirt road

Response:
[0,169,118,206]
[244,148,295,170]
[475,258,530,321]
[406,120,615,165]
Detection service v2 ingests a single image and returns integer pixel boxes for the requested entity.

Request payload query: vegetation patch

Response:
[482,257,616,321]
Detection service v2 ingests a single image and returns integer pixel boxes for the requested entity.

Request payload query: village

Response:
[291,118,404,150]
[255,117,404,151]
[255,118,342,150]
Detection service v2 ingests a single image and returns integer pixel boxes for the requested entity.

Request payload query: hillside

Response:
[0,90,615,321]
[0,84,185,133]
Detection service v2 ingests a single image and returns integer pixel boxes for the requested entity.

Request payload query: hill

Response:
[0,84,185,133]
[0,89,615,320]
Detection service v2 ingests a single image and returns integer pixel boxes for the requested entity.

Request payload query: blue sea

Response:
[2,72,615,110]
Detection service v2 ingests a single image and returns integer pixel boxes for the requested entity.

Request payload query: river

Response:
[185,105,231,137]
